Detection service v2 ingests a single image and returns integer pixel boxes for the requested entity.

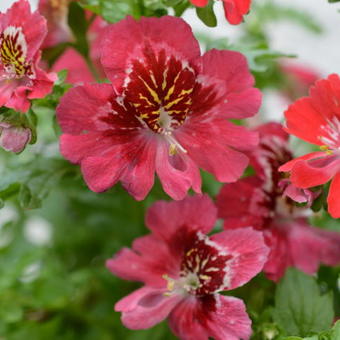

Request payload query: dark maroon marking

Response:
[180,233,232,296]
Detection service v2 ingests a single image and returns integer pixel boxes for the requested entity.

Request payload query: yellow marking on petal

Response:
[138,76,160,104]
[169,144,177,156]
[164,72,181,101]
[138,93,153,107]
[199,275,211,281]
[320,145,333,155]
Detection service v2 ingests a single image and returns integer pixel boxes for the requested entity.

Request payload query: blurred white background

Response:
[1,0,340,118]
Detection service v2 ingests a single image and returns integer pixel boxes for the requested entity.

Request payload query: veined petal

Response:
[101,16,200,91]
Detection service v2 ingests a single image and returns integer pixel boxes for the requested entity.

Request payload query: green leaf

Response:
[68,2,89,56]
[273,268,334,337]
[195,1,217,27]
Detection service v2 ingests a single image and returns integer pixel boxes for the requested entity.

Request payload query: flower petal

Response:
[222,0,252,25]
[217,176,267,230]
[101,16,200,90]
[204,295,252,340]
[115,286,181,330]
[328,172,340,218]
[168,297,210,340]
[106,235,174,286]
[211,227,269,290]
[145,194,217,241]
[56,83,114,134]
[290,154,340,188]
[155,143,201,200]
[200,49,261,119]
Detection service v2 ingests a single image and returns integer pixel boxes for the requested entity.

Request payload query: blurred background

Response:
[1,0,340,339]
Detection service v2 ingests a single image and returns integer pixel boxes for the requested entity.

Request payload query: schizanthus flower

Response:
[217,123,340,281]
[190,0,251,25]
[0,0,56,112]
[57,16,260,200]
[107,195,268,340]
[280,74,340,218]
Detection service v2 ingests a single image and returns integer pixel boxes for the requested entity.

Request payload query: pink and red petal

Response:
[217,176,268,230]
[120,138,157,201]
[115,287,182,330]
[204,295,252,340]
[101,16,200,91]
[155,142,201,200]
[200,49,261,119]
[145,194,217,242]
[211,227,269,290]
[106,235,174,287]
[56,83,114,134]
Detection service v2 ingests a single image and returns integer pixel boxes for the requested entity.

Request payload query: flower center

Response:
[319,116,340,152]
[0,26,34,79]
[122,45,197,154]
[164,232,232,297]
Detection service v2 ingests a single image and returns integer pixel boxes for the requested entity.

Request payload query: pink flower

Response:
[280,74,340,218]
[107,195,268,339]
[0,0,56,112]
[0,122,31,153]
[217,122,340,281]
[190,0,251,25]
[39,0,73,49]
[56,16,260,200]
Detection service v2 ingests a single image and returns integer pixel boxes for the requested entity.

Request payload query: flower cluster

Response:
[1,1,340,339]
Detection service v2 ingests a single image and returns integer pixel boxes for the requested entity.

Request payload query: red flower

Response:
[57,16,260,200]
[107,195,268,339]
[280,74,340,218]
[217,123,340,281]
[190,0,251,25]
[0,0,56,112]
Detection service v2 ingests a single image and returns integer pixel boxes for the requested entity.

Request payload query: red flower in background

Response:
[217,123,340,281]
[280,61,320,102]
[52,16,107,84]
[39,0,73,49]
[0,0,56,112]
[280,74,340,218]
[107,195,268,340]
[57,16,260,200]
[190,0,251,25]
